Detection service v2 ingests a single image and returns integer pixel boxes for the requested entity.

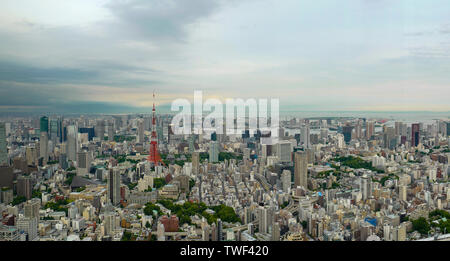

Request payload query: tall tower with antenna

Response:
[148,91,164,166]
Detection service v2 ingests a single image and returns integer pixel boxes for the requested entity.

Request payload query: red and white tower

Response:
[148,91,164,166]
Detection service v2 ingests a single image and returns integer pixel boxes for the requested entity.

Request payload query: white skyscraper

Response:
[360,175,371,201]
[67,125,78,162]
[300,125,311,149]
[40,131,48,165]
[282,170,291,193]
[276,141,292,163]
[137,119,144,143]
[0,122,7,166]
[209,141,219,163]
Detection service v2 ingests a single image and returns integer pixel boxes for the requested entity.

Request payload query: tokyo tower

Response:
[147,91,165,166]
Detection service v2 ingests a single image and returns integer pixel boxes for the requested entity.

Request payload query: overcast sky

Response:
[0,0,449,113]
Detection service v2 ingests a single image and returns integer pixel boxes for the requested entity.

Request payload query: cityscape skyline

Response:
[1,0,450,246]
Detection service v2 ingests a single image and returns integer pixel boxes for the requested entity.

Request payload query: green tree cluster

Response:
[335,156,383,173]
[153,178,166,189]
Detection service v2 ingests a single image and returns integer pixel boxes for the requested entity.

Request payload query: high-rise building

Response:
[57,117,65,143]
[108,167,121,205]
[40,131,48,165]
[281,170,291,193]
[360,175,371,201]
[24,199,40,219]
[17,176,33,200]
[17,216,38,241]
[40,116,49,133]
[77,151,90,176]
[95,120,105,140]
[49,119,58,144]
[294,151,308,189]
[272,222,280,241]
[399,185,407,201]
[26,146,37,166]
[276,141,292,163]
[365,121,374,140]
[209,141,219,163]
[411,123,420,147]
[137,119,144,143]
[79,127,95,141]
[343,126,353,144]
[103,213,116,236]
[192,152,199,175]
[0,166,14,189]
[0,122,7,166]
[108,122,114,141]
[300,125,310,148]
[67,125,78,162]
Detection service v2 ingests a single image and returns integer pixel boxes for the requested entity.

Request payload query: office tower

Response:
[59,153,68,170]
[411,123,420,147]
[144,116,151,131]
[192,152,199,175]
[77,151,90,176]
[399,185,407,201]
[26,146,37,166]
[79,127,95,141]
[257,207,269,234]
[282,170,291,193]
[383,127,395,149]
[278,127,285,139]
[343,125,353,144]
[108,167,121,205]
[217,219,223,241]
[104,213,116,236]
[95,120,105,140]
[40,131,48,165]
[360,175,371,201]
[40,116,49,133]
[0,122,7,166]
[276,141,292,163]
[365,121,374,140]
[209,141,219,163]
[447,122,450,136]
[243,148,251,160]
[67,125,77,162]
[300,125,310,148]
[354,121,362,139]
[49,119,58,144]
[108,122,114,141]
[294,151,308,189]
[0,166,14,189]
[188,135,196,153]
[394,122,403,136]
[17,176,33,200]
[261,144,270,159]
[320,128,328,142]
[24,199,40,219]
[17,217,38,241]
[137,119,144,143]
[306,148,314,164]
[272,222,280,241]
[1,188,13,204]
[57,117,65,143]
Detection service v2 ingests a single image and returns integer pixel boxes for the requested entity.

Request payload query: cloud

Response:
[104,0,223,42]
